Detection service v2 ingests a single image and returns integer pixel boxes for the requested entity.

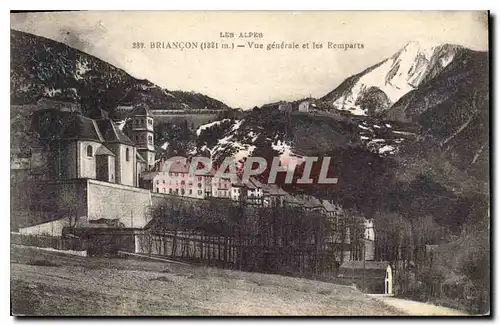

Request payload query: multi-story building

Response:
[148,159,213,199]
[212,176,232,199]
[262,184,289,207]
[245,177,264,205]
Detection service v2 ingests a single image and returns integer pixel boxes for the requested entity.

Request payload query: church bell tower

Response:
[130,105,155,169]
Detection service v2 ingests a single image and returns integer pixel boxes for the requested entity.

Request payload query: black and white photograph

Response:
[9,10,490,316]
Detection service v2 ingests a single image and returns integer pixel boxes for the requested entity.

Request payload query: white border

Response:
[2,1,497,325]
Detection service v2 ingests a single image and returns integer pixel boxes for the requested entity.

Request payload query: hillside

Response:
[10,29,231,114]
[11,246,401,316]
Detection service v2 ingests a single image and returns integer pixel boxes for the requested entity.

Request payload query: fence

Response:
[135,230,339,278]
[11,232,87,251]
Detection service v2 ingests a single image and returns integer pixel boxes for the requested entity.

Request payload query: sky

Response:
[10,11,488,108]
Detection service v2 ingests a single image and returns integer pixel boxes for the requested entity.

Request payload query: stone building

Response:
[127,105,156,170]
[30,106,146,187]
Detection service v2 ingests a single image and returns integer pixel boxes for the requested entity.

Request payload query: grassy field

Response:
[10,245,402,316]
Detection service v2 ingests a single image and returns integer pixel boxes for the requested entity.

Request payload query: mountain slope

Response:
[10,29,231,113]
[320,42,464,115]
[385,48,489,179]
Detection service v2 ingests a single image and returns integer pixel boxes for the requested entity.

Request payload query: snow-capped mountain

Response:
[321,41,463,115]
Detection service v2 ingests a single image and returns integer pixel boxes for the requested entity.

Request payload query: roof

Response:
[88,108,110,120]
[157,158,216,176]
[245,180,256,190]
[59,115,103,142]
[302,195,323,209]
[262,184,289,196]
[131,105,151,116]
[136,152,147,163]
[249,177,264,189]
[339,261,390,270]
[232,180,246,188]
[39,110,135,146]
[95,145,116,156]
[94,119,135,146]
[158,159,189,174]
[322,200,339,213]
[141,171,158,181]
[283,193,304,205]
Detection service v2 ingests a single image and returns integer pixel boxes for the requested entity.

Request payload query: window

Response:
[169,189,172,194]
[175,189,179,195]
[148,135,153,145]
[86,145,93,157]
[181,189,185,196]
[156,180,159,184]
[198,183,202,188]
[125,148,130,161]
[156,188,159,193]
[148,119,153,126]
[198,190,203,195]
[163,188,166,193]
[198,176,202,181]
[189,189,192,195]
[163,180,165,184]
[181,181,185,185]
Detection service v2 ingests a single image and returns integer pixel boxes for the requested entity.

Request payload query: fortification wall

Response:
[153,114,218,128]
[87,179,152,228]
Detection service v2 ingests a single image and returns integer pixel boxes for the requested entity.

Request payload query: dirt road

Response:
[372,296,469,316]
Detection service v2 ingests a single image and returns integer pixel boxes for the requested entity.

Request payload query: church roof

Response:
[59,115,103,142]
[136,152,147,163]
[95,145,116,156]
[88,108,110,120]
[94,119,135,146]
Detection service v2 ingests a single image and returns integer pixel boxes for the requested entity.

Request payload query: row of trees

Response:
[373,210,490,314]
[147,196,366,275]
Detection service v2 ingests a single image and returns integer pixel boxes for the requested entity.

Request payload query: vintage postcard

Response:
[10,11,490,316]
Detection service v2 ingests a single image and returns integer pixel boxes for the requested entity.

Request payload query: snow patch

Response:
[379,145,396,154]
[196,119,230,136]
[75,60,91,81]
[358,124,371,131]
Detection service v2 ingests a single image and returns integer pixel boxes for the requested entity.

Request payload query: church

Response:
[30,100,156,187]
